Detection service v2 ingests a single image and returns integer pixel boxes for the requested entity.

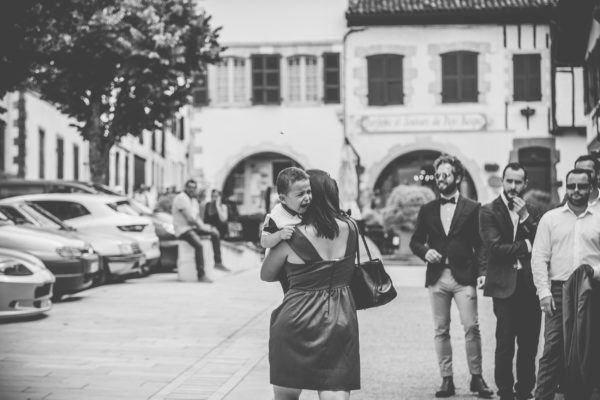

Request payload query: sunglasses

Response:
[565,183,591,190]
[434,172,453,180]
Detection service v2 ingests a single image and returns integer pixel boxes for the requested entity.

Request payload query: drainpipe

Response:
[342,27,367,204]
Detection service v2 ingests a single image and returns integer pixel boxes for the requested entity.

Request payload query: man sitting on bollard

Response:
[172,179,230,283]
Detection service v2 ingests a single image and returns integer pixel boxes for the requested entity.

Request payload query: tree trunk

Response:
[86,100,113,184]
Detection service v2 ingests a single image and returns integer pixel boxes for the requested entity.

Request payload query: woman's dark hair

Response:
[303,169,342,240]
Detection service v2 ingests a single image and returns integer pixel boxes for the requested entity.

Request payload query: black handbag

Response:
[347,218,397,310]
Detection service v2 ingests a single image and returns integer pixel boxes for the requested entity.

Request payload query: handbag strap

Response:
[344,217,374,265]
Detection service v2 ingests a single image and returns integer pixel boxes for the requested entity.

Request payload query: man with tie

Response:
[479,163,541,400]
[410,155,493,398]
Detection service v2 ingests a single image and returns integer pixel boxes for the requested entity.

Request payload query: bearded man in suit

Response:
[410,155,493,398]
[479,163,541,400]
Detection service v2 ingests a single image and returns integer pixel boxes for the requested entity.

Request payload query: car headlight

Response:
[162,222,175,235]
[56,246,84,259]
[118,243,134,255]
[0,260,33,276]
[117,224,147,232]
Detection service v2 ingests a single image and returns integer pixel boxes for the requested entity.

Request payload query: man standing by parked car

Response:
[479,163,541,400]
[172,180,229,283]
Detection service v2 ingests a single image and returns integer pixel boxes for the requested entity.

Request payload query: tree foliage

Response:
[1,0,223,183]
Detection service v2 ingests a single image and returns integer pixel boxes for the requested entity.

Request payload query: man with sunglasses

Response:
[411,155,492,398]
[479,163,541,400]
[531,169,600,400]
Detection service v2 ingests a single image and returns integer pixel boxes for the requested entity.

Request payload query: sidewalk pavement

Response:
[0,259,429,400]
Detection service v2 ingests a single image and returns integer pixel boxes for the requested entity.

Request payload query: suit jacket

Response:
[410,195,484,287]
[479,196,540,299]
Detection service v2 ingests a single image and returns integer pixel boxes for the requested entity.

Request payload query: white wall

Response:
[345,24,586,204]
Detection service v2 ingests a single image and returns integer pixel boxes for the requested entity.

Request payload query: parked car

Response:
[108,198,178,270]
[0,179,177,270]
[0,248,55,320]
[5,193,160,272]
[0,201,145,285]
[0,210,98,299]
[363,222,401,256]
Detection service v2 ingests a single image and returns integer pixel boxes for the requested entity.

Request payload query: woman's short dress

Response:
[269,224,360,391]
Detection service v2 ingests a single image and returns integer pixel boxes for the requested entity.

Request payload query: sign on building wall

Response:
[360,113,487,133]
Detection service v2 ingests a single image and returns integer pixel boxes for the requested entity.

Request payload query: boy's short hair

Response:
[276,167,309,194]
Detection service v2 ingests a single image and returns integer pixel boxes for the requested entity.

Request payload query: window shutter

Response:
[442,51,478,103]
[442,53,458,103]
[368,54,403,106]
[513,54,541,101]
[367,56,385,105]
[462,53,478,102]
[251,54,280,105]
[323,53,340,103]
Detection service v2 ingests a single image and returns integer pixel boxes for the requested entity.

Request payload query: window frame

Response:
[441,51,479,103]
[286,54,319,104]
[513,54,542,102]
[367,54,405,106]
[251,54,281,105]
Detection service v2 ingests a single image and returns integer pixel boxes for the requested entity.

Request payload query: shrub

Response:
[381,184,436,233]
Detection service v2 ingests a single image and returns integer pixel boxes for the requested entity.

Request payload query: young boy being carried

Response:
[261,167,312,292]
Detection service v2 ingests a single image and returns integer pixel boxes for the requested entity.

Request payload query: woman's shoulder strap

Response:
[286,226,322,263]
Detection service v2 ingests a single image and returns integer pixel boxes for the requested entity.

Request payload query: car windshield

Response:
[0,205,32,225]
[107,200,141,216]
[23,202,74,230]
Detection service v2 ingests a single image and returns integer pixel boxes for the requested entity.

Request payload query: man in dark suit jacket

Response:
[410,155,492,398]
[479,163,541,400]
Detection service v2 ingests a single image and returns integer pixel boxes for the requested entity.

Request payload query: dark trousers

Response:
[493,270,541,398]
[180,229,222,278]
[535,282,564,400]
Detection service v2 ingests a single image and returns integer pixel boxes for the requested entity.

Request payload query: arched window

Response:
[441,51,478,103]
[367,54,404,106]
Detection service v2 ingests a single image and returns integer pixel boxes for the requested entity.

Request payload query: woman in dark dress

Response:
[260,170,360,400]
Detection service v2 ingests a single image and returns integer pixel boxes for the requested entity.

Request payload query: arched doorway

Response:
[222,152,303,216]
[373,150,478,208]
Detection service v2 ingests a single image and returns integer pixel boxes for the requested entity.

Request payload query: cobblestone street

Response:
[1,263,509,400]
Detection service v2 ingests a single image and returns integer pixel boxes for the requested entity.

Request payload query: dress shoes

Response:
[214,263,230,272]
[435,377,455,398]
[470,375,494,398]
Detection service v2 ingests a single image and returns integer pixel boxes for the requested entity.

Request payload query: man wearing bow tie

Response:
[479,163,541,400]
[411,155,492,398]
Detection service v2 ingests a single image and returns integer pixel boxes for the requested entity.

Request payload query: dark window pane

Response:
[325,54,339,68]
[513,54,541,101]
[266,72,279,86]
[252,54,281,104]
[252,72,264,86]
[368,54,404,106]
[326,71,339,85]
[266,89,280,103]
[368,81,385,105]
[266,56,279,69]
[462,77,478,101]
[386,55,403,79]
[326,88,340,103]
[442,78,459,102]
[461,53,477,74]
[388,82,404,104]
[442,53,458,75]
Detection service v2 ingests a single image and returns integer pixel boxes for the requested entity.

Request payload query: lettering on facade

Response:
[360,113,487,133]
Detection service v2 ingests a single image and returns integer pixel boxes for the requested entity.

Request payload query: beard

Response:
[568,193,590,207]
[503,188,523,199]
[437,181,457,196]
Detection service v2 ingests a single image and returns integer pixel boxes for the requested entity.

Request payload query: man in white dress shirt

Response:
[531,169,600,400]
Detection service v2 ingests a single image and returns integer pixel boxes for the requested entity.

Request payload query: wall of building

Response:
[345,24,586,204]
[1,91,189,194]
